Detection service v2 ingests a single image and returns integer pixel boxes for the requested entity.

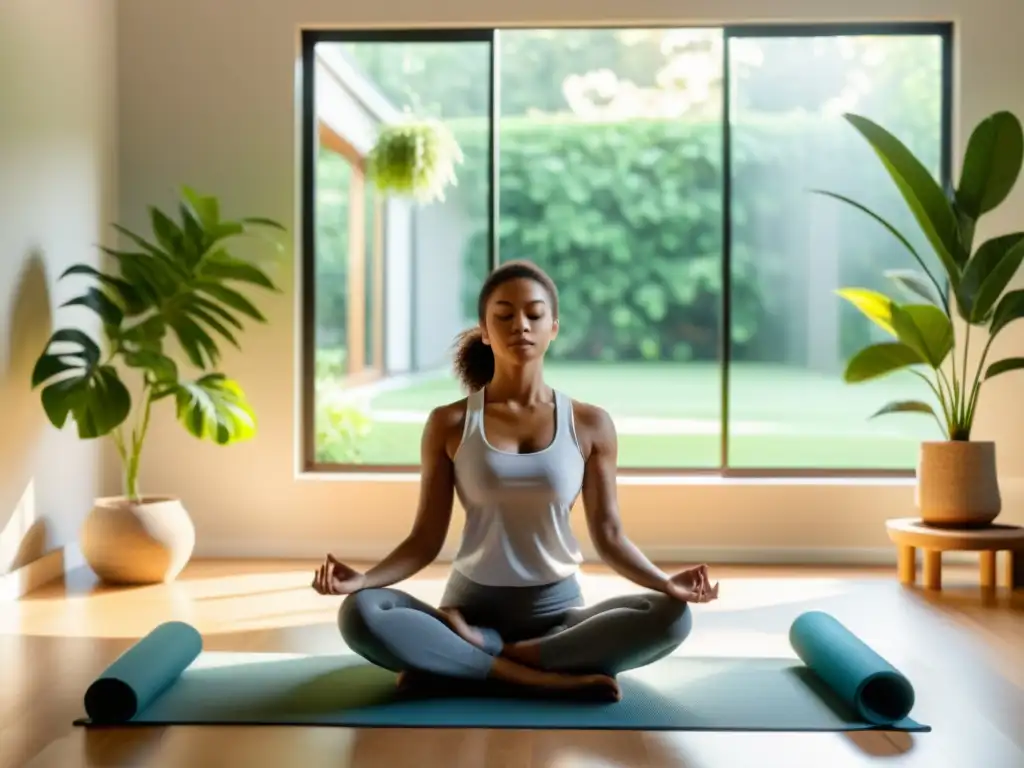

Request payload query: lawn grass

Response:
[345,423,919,468]
[317,362,938,469]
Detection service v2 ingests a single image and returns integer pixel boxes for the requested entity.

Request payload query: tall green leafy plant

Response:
[30,187,286,499]
[818,111,1024,440]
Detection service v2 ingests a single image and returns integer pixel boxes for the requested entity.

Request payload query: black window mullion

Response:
[488,29,501,273]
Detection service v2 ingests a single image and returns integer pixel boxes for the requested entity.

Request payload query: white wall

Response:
[115,0,1024,563]
[0,0,118,574]
[413,202,475,371]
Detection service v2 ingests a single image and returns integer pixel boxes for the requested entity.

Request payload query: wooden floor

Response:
[1,559,1022,768]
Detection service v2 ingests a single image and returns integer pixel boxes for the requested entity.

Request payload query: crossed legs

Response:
[338,586,692,699]
[498,592,693,674]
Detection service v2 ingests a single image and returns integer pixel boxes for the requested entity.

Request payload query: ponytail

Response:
[452,327,494,392]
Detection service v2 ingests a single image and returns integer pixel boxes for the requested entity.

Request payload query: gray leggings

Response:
[338,569,692,680]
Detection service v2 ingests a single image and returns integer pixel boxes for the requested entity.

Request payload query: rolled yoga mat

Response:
[83,621,203,724]
[75,611,929,732]
[788,610,917,726]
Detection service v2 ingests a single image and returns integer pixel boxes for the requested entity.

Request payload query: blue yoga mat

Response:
[73,611,929,732]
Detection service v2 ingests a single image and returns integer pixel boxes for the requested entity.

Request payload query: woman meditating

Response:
[312,260,719,701]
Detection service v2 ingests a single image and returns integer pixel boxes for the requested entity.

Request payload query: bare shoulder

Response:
[570,399,615,433]
[569,398,617,459]
[424,397,470,457]
[428,397,469,429]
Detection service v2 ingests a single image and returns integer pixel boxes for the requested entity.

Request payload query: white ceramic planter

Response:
[80,495,196,584]
[915,441,1001,528]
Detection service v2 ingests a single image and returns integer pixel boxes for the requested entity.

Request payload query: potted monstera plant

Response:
[819,110,1024,527]
[366,118,464,203]
[30,187,285,583]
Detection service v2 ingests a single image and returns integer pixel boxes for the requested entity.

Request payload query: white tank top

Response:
[451,388,586,587]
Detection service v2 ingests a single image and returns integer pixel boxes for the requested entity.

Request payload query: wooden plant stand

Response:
[885,517,1024,591]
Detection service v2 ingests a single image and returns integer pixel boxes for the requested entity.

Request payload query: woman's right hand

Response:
[311,553,366,595]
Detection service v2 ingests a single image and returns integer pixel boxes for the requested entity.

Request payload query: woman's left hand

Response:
[665,564,719,603]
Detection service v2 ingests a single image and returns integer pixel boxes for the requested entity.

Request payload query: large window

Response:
[300,23,951,475]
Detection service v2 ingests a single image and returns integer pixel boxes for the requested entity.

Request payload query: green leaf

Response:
[844,342,927,383]
[985,357,1024,380]
[182,186,220,230]
[956,111,1024,218]
[195,281,268,322]
[117,314,167,351]
[844,113,964,275]
[167,313,220,369]
[890,304,954,367]
[884,269,944,308]
[208,222,245,243]
[60,264,149,315]
[123,350,178,382]
[198,250,279,290]
[870,400,939,418]
[952,195,977,254]
[111,224,189,280]
[184,299,240,348]
[957,233,1024,321]
[989,288,1024,338]
[241,216,287,231]
[100,247,179,299]
[30,354,79,390]
[836,287,896,335]
[61,287,124,328]
[972,238,1024,322]
[38,367,131,438]
[173,374,256,445]
[150,206,185,258]
[179,202,208,257]
[813,190,944,296]
[31,329,131,438]
[192,296,242,329]
[869,399,946,436]
[31,328,100,387]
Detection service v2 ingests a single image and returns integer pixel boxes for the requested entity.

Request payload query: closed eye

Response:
[495,314,544,322]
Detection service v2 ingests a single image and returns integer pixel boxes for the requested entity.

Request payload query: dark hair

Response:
[452,259,559,392]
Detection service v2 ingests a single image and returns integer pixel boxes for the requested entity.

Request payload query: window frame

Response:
[299,22,954,477]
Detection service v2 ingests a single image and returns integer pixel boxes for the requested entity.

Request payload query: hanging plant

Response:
[366,119,464,204]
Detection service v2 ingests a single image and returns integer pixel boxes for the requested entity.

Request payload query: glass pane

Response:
[314,152,352,380]
[364,189,379,370]
[726,33,945,469]
[312,38,492,466]
[493,28,725,469]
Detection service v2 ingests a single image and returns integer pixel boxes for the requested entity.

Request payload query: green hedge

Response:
[449,115,937,366]
[317,115,939,368]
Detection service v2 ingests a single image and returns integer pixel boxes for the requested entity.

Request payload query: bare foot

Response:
[489,657,621,702]
[395,663,620,703]
[567,673,622,702]
[501,639,543,669]
[395,670,414,693]
[395,670,452,696]
[439,608,488,650]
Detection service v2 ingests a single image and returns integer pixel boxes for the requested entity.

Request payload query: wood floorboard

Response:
[1,560,1021,768]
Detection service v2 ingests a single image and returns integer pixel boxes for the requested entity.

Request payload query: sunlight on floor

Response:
[5,561,1022,768]
[0,565,852,643]
[677,629,796,658]
[578,572,854,613]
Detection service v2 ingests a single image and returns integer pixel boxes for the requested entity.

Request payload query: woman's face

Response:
[481,277,558,365]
